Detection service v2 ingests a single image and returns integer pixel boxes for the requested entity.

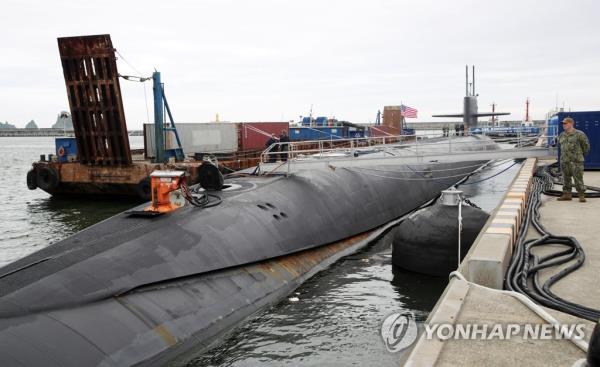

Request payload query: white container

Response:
[145,123,238,157]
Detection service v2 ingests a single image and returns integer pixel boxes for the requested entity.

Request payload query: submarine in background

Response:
[433,65,510,128]
[0,134,499,366]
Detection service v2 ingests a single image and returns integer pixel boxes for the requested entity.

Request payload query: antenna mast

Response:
[472,65,475,96]
[465,65,469,96]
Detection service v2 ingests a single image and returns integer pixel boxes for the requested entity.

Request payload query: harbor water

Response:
[0,137,522,365]
[0,136,144,267]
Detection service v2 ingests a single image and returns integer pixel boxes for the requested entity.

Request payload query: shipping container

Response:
[555,111,600,169]
[238,122,290,151]
[289,127,348,141]
[145,123,238,158]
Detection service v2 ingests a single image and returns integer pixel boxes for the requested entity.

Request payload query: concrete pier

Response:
[404,160,600,366]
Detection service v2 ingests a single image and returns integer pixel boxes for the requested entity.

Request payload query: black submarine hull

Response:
[0,136,498,366]
[0,221,399,367]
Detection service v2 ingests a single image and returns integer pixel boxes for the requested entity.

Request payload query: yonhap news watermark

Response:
[423,322,586,341]
[380,311,586,353]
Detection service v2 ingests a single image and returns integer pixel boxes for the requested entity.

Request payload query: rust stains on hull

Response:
[263,231,372,279]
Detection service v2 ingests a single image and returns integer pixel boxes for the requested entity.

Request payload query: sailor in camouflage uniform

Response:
[557,117,590,202]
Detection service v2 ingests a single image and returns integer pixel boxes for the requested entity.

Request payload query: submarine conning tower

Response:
[463,95,478,128]
[463,96,479,127]
[464,64,479,128]
[432,65,510,129]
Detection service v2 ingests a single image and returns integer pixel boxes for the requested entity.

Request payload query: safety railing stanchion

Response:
[286,143,291,177]
[319,141,323,159]
[416,135,419,157]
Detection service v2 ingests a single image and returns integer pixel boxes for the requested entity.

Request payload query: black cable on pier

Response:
[505,164,600,321]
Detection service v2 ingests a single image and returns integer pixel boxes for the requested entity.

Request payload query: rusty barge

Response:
[23,35,202,200]
[25,35,292,201]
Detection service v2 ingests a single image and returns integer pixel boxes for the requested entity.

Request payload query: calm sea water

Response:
[0,136,144,267]
[0,137,520,365]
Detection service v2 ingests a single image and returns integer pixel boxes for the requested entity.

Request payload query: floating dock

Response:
[404,159,600,366]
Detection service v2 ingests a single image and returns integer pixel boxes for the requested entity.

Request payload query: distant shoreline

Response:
[0,129,143,137]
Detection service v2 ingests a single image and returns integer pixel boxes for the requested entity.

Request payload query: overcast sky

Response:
[1,0,599,129]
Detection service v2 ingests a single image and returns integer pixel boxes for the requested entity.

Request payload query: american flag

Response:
[400,104,418,118]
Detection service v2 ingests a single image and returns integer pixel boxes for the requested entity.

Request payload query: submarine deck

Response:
[404,164,600,366]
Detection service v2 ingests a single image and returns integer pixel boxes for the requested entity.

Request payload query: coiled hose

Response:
[543,162,600,198]
[505,164,600,321]
[180,181,222,209]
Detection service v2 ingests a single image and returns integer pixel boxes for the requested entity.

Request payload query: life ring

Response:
[136,177,152,201]
[57,146,66,157]
[36,166,59,191]
[26,169,37,190]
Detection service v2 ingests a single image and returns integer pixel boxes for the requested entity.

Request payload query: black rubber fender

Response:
[198,163,224,191]
[36,166,59,191]
[26,169,37,190]
[136,177,152,201]
[392,202,489,276]
[589,321,600,367]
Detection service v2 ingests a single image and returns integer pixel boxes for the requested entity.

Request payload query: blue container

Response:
[348,128,365,139]
[547,116,559,147]
[555,111,600,169]
[289,127,348,141]
[289,127,311,141]
[315,116,328,126]
[55,137,78,163]
[301,117,312,126]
